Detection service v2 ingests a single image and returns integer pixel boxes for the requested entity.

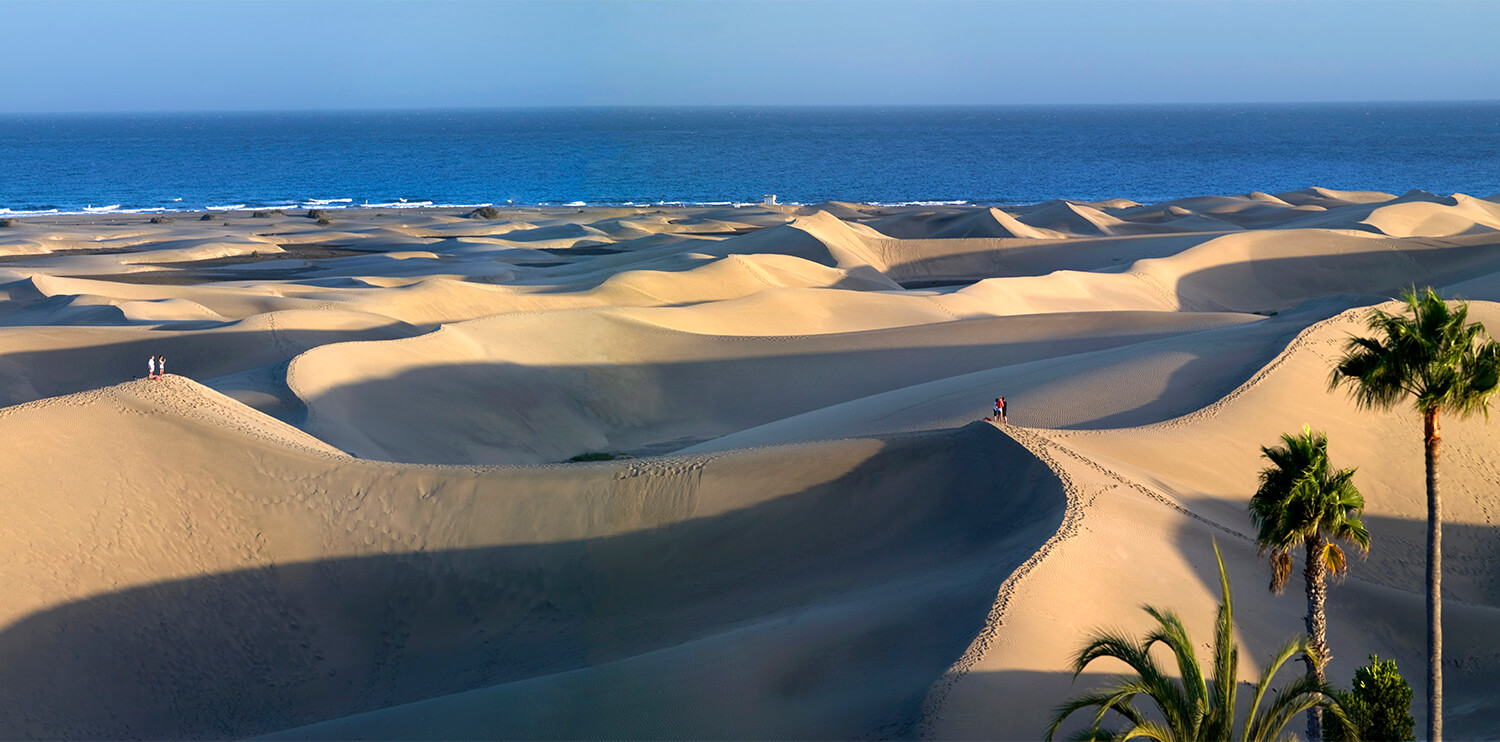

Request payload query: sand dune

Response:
[931,302,1500,739]
[0,197,1497,739]
[1275,186,1398,208]
[905,207,1067,240]
[1015,200,1135,236]
[1275,190,1500,237]
[0,379,1059,740]
[287,309,1247,465]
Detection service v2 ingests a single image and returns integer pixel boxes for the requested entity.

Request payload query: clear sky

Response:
[3,0,1496,112]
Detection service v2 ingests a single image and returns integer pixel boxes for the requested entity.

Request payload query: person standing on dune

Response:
[148,355,157,381]
[157,356,166,380]
[999,396,1008,424]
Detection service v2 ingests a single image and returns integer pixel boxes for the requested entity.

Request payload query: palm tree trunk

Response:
[1425,406,1443,742]
[1305,533,1328,742]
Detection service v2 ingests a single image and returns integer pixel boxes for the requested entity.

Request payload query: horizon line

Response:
[3,98,1499,116]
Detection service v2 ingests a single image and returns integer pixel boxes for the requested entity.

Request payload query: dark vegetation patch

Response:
[537,246,624,256]
[467,206,503,220]
[200,213,218,221]
[316,217,333,226]
[306,209,328,219]
[149,216,174,224]
[0,218,17,228]
[897,278,976,289]
[251,210,284,218]
[566,452,626,462]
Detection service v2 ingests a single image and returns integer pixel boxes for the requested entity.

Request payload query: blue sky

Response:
[3,0,1496,112]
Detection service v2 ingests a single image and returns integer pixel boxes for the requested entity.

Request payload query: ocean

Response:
[1,102,1496,215]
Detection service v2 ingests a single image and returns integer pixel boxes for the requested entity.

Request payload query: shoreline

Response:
[4,188,1494,226]
[0,199,984,220]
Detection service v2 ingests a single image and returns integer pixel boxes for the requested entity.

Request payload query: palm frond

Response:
[1324,542,1347,575]
[1268,551,1292,594]
[1239,635,1312,742]
[1046,688,1146,742]
[1142,606,1203,719]
[1243,670,1338,742]
[1066,727,1119,742]
[1070,632,1149,678]
[1115,719,1178,742]
[1209,542,1239,737]
[1344,287,1500,419]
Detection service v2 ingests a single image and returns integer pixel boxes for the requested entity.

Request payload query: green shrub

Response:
[0,218,17,228]
[200,213,217,221]
[467,206,502,220]
[316,217,333,226]
[149,215,173,224]
[568,452,618,462]
[1327,654,1415,742]
[251,210,283,218]
[307,209,327,219]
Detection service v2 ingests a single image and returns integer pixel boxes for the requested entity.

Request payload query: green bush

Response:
[316,217,333,226]
[307,209,327,219]
[1327,654,1415,742]
[0,218,17,228]
[568,452,618,462]
[467,206,502,220]
[251,210,283,218]
[200,213,217,221]
[149,215,174,224]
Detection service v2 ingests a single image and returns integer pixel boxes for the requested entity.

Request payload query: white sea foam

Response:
[871,200,971,207]
[2,196,957,219]
[360,200,435,209]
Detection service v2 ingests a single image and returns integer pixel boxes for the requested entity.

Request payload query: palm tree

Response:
[1330,287,1500,742]
[1046,541,1353,742]
[1250,427,1371,742]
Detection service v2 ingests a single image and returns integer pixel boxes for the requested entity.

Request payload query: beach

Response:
[0,190,1498,738]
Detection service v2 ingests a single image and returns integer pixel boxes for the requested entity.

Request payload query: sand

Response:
[0,195,1497,739]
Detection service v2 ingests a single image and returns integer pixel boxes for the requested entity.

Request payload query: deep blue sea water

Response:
[1,103,1496,215]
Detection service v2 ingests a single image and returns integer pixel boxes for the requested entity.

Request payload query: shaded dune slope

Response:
[0,379,1062,740]
[288,309,1248,465]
